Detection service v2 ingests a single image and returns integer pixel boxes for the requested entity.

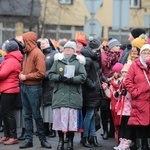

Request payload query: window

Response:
[130,0,141,8]
[75,26,83,31]
[109,28,130,44]
[58,0,73,5]
[60,25,71,30]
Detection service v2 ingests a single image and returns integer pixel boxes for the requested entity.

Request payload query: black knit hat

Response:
[88,37,101,50]
[131,28,146,38]
[5,41,19,53]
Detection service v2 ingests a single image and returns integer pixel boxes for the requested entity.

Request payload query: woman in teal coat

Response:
[48,40,87,150]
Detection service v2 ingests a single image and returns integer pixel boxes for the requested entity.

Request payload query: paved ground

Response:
[0,128,117,150]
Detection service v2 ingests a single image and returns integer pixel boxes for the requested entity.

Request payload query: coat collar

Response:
[54,53,86,65]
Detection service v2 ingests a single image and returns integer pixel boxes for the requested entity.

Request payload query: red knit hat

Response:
[76,39,87,46]
[112,63,123,73]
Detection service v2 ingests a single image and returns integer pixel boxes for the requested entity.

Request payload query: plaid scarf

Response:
[104,47,120,69]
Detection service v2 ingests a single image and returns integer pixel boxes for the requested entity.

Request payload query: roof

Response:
[0,0,41,17]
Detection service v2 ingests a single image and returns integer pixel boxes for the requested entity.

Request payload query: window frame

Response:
[58,0,73,5]
[130,0,141,8]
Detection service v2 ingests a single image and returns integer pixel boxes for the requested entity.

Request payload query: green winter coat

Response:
[48,53,87,109]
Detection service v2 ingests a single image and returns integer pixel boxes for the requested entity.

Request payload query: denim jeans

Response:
[21,84,45,142]
[83,108,96,137]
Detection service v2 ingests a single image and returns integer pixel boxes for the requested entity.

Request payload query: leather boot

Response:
[136,138,142,150]
[44,123,50,136]
[57,131,64,150]
[103,130,108,140]
[18,128,25,140]
[49,123,56,137]
[0,126,3,132]
[101,106,109,140]
[64,132,69,143]
[142,138,150,150]
[67,132,74,150]
[89,136,102,147]
[130,140,137,150]
[82,137,93,148]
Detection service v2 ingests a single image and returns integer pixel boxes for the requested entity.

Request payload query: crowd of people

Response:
[0,27,150,150]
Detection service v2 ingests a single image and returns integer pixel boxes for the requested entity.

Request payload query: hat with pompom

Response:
[132,34,147,49]
[88,37,101,51]
[112,62,123,73]
[5,41,19,53]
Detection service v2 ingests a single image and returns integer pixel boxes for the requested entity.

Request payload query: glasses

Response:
[64,47,74,50]
[121,71,127,73]
[141,52,150,55]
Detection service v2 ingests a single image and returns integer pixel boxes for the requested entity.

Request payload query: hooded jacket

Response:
[0,50,23,93]
[21,32,46,85]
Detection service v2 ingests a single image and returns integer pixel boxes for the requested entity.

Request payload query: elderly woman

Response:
[48,40,87,150]
[125,44,150,150]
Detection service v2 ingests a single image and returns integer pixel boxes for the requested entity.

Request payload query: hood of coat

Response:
[4,50,23,62]
[54,52,86,65]
[80,46,98,60]
[134,57,148,72]
[22,32,37,53]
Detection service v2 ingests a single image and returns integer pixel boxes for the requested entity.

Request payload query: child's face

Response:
[113,72,120,79]
[121,71,128,78]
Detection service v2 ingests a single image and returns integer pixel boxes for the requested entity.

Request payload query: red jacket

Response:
[0,50,23,93]
[125,58,150,126]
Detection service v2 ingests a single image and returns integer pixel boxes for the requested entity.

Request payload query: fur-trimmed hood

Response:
[54,53,86,65]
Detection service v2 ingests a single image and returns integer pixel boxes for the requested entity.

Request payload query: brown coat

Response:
[21,32,46,85]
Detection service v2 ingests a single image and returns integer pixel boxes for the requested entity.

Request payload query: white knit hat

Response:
[140,44,150,54]
[64,41,76,51]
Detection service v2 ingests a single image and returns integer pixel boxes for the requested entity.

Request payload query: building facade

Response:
[0,0,150,46]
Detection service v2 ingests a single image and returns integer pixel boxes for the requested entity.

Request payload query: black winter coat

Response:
[81,46,103,108]
[42,47,57,106]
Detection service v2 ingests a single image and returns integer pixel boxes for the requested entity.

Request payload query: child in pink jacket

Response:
[114,63,132,150]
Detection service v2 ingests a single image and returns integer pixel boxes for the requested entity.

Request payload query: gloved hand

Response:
[64,77,73,84]
[114,91,119,98]
[59,75,68,82]
[121,88,127,96]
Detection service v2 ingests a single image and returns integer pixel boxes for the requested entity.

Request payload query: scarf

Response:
[104,47,120,69]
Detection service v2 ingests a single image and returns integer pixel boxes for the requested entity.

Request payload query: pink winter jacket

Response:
[125,58,150,126]
[0,50,23,93]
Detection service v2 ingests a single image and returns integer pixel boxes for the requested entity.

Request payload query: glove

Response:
[59,75,68,82]
[121,88,127,96]
[114,91,119,98]
[64,77,73,84]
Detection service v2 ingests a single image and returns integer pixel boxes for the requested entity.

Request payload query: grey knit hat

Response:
[5,41,19,53]
[108,38,120,49]
[64,41,76,51]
